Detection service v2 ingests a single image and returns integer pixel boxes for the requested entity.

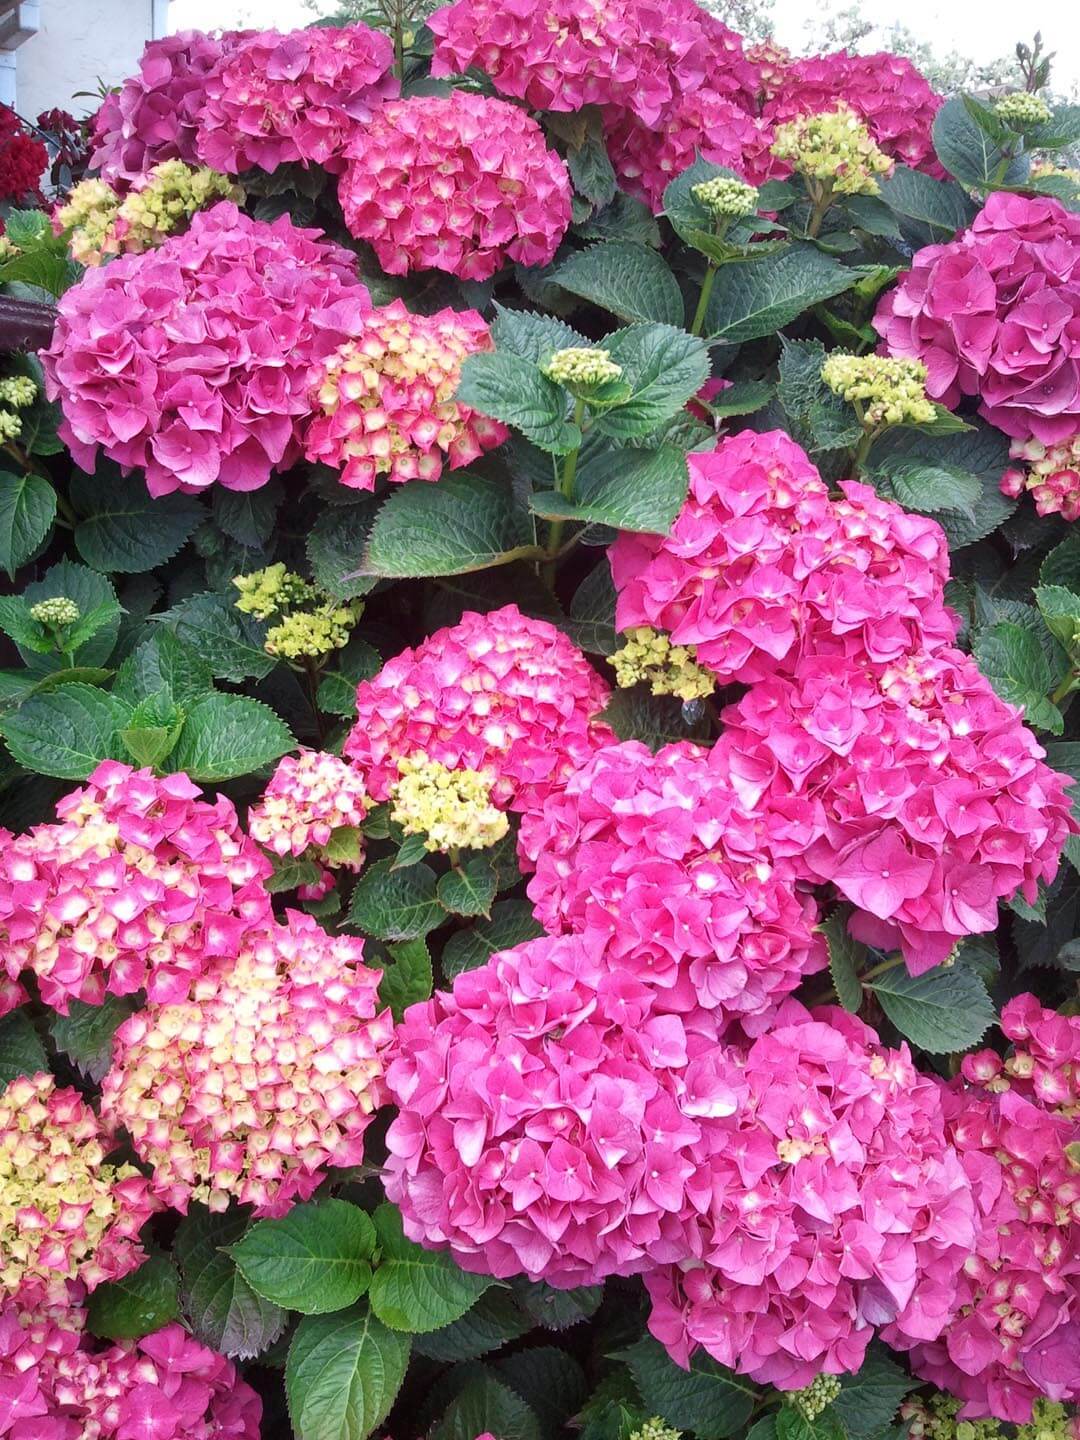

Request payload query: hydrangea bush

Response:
[0,8,1078,1440]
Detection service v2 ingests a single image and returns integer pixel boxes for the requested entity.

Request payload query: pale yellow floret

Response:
[233,564,316,621]
[630,1421,682,1440]
[771,104,893,196]
[612,627,715,702]
[264,600,362,660]
[29,596,80,627]
[389,753,509,852]
[821,352,936,427]
[0,376,36,408]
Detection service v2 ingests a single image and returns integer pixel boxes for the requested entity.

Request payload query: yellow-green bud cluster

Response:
[542,347,623,390]
[994,91,1052,128]
[55,177,122,266]
[901,1394,1004,1440]
[821,352,936,427]
[264,600,362,660]
[0,376,36,409]
[0,236,21,263]
[789,1375,842,1421]
[629,1420,682,1440]
[1017,1399,1078,1440]
[29,597,80,627]
[390,753,509,853]
[771,104,893,196]
[116,160,242,255]
[691,176,759,219]
[612,627,715,702]
[233,564,316,621]
[0,412,21,441]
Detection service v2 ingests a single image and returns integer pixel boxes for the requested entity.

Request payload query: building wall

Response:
[13,0,163,118]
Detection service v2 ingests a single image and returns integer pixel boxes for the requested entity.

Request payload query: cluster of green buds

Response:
[994,91,1052,129]
[0,372,35,443]
[901,1393,1004,1440]
[821,352,936,428]
[771,104,893,197]
[389,752,509,853]
[691,176,759,221]
[787,1374,842,1422]
[612,627,715,702]
[628,1420,681,1440]
[29,596,80,630]
[1017,1399,1080,1440]
[232,564,362,661]
[233,563,316,621]
[541,346,624,401]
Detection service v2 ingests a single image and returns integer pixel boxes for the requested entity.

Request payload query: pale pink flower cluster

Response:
[1002,435,1080,521]
[42,202,370,498]
[520,740,825,1024]
[713,645,1073,975]
[384,932,739,1287]
[345,604,613,821]
[0,1296,261,1439]
[0,1073,157,1306]
[644,1002,977,1388]
[900,999,1080,1422]
[101,912,393,1217]
[338,92,572,280]
[195,26,397,176]
[304,300,508,490]
[88,30,242,187]
[609,429,956,686]
[248,749,368,867]
[876,193,1080,447]
[0,761,271,1016]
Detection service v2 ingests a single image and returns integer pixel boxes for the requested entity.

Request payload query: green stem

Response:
[543,399,586,587]
[1052,672,1079,705]
[861,953,905,984]
[806,181,835,239]
[690,263,717,338]
[851,425,877,475]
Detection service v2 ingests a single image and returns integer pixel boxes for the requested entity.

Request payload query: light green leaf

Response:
[231,1199,376,1316]
[531,445,688,533]
[553,243,683,326]
[168,693,292,781]
[866,964,996,1053]
[0,684,131,778]
[438,857,498,917]
[442,901,546,980]
[23,560,121,667]
[348,858,446,941]
[87,1254,182,1340]
[368,1203,492,1334]
[704,245,855,343]
[70,469,202,573]
[362,472,535,579]
[112,629,214,708]
[618,1335,757,1439]
[1035,584,1080,652]
[0,470,55,576]
[593,325,709,440]
[175,1206,287,1360]
[379,938,434,1020]
[975,622,1064,733]
[456,352,580,454]
[0,1009,47,1085]
[286,1302,411,1440]
[884,459,982,518]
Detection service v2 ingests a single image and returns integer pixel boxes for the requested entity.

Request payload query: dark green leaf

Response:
[24,560,121,667]
[594,325,709,440]
[286,1302,411,1440]
[821,908,864,1013]
[933,95,1028,188]
[439,857,498,917]
[497,1347,587,1440]
[0,1008,47,1085]
[705,245,855,343]
[705,380,774,419]
[379,938,434,1019]
[568,122,618,209]
[308,500,381,600]
[169,693,293,781]
[885,459,982,518]
[362,472,535,578]
[1035,584,1080,651]
[618,1336,757,1439]
[866,964,996,1053]
[0,685,131,778]
[87,1254,181,1340]
[489,306,589,363]
[456,352,579,454]
[175,1206,287,1360]
[443,901,547,980]
[601,689,710,750]
[553,243,683,326]
[1041,532,1080,591]
[975,623,1064,733]
[70,470,202,573]
[231,1199,376,1316]
[833,1345,913,1438]
[163,592,275,683]
[49,995,134,1083]
[531,445,688,533]
[433,1371,542,1440]
[565,562,618,655]
[348,857,446,941]
[512,1280,603,1331]
[113,630,214,709]
[368,1203,491,1333]
[213,479,283,548]
[415,1289,533,1362]
[0,470,55,576]
[867,419,1013,549]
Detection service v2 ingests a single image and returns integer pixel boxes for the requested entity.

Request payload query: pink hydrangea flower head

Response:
[195,25,397,176]
[248,749,369,869]
[876,192,1080,446]
[609,429,956,685]
[521,739,825,1023]
[304,300,509,490]
[0,1297,261,1438]
[101,911,394,1218]
[645,1001,977,1388]
[345,604,613,822]
[385,931,738,1287]
[0,1073,157,1305]
[762,50,944,178]
[88,30,244,187]
[41,201,371,498]
[710,645,1075,974]
[1002,434,1080,520]
[428,0,756,122]
[899,1040,1080,1422]
[0,760,272,1015]
[338,92,572,281]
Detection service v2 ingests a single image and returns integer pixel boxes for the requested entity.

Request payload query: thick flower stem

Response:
[860,953,905,983]
[543,398,586,587]
[690,263,717,338]
[1051,672,1079,705]
[806,181,835,240]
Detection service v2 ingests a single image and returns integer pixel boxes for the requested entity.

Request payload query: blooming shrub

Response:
[0,105,47,204]
[6,10,1080,1438]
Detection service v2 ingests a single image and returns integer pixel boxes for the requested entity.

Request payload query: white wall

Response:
[14,0,162,119]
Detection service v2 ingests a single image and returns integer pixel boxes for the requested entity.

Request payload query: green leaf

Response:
[70,470,202,573]
[49,995,134,1083]
[1041,532,1080,591]
[975,622,1064,733]
[23,560,121,667]
[113,629,214,709]
[162,592,275,683]
[0,240,80,298]
[0,470,55,576]
[433,1372,542,1440]
[456,352,579,454]
[438,857,498,917]
[496,1347,587,1440]
[489,305,589,363]
[866,964,996,1053]
[0,684,132,779]
[1025,104,1080,149]
[120,721,183,770]
[0,595,52,652]
[379,938,434,1020]
[704,245,855,343]
[593,325,709,441]
[0,1008,47,1085]
[265,853,324,894]
[4,210,51,247]
[87,1254,182,1340]
[392,831,432,871]
[1036,584,1080,651]
[878,164,975,238]
[704,380,774,419]
[566,562,618,655]
[442,901,546,979]
[308,500,381,600]
[618,1336,757,1439]
[286,1302,411,1440]
[662,156,746,243]
[820,908,865,1013]
[368,1203,492,1333]
[833,1345,912,1439]
[175,1206,287,1360]
[777,337,860,456]
[362,472,535,579]
[601,689,710,750]
[884,459,982,519]
[867,419,1013,549]
[531,445,688,534]
[232,1199,376,1316]
[553,243,683,326]
[512,1279,603,1331]
[933,95,1028,188]
[169,693,293,781]
[415,1290,533,1362]
[568,121,617,209]
[348,857,446,941]
[213,479,282,548]
[776,1408,845,1440]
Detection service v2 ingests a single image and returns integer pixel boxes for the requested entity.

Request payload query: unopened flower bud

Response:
[994,92,1052,129]
[691,176,759,220]
[29,596,80,627]
[789,1374,842,1421]
[0,376,36,408]
[542,346,623,393]
[821,352,936,427]
[772,103,893,196]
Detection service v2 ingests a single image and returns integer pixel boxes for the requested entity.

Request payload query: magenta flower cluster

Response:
[338,92,572,281]
[41,203,370,497]
[876,192,1080,446]
[248,748,369,866]
[0,761,271,1016]
[0,1296,261,1439]
[195,26,397,176]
